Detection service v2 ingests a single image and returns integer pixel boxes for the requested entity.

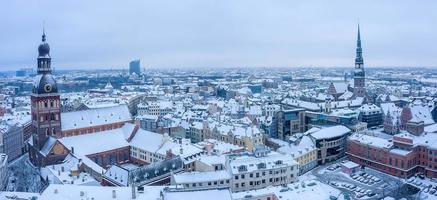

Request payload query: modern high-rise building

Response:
[129,59,141,75]
[353,25,366,97]
[28,30,68,167]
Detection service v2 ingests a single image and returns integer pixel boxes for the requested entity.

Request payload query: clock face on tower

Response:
[44,84,52,93]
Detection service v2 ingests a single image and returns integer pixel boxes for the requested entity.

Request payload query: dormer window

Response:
[275,160,283,165]
[238,165,247,172]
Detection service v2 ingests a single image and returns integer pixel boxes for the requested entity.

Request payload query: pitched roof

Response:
[61,105,131,131]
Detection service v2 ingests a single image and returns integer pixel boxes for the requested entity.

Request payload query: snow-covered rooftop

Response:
[61,104,131,131]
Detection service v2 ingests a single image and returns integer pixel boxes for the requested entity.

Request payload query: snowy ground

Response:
[6,154,45,192]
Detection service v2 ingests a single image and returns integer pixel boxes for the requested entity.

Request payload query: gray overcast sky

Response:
[1,0,436,70]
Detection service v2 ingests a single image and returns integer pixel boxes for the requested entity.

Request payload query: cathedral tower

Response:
[29,30,63,166]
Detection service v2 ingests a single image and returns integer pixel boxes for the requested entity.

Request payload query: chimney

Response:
[71,147,75,154]
[112,190,116,198]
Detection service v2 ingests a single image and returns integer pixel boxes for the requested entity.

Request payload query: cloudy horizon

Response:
[1,0,436,71]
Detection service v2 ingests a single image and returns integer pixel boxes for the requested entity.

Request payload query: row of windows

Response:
[34,100,59,109]
[234,175,292,188]
[234,167,294,180]
[34,113,59,122]
[184,179,230,188]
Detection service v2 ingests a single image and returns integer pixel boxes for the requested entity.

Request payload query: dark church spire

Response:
[42,24,46,42]
[355,24,364,67]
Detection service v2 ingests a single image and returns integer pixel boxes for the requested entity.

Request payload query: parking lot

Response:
[313,160,418,200]
[406,176,437,199]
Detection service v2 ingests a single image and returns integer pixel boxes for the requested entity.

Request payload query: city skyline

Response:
[1,0,437,71]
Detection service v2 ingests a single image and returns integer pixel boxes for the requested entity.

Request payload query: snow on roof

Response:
[172,170,231,184]
[232,126,261,138]
[130,129,203,162]
[380,103,401,117]
[229,152,297,174]
[4,184,165,200]
[135,114,159,121]
[410,104,434,125]
[358,104,381,113]
[248,105,262,115]
[196,154,226,166]
[231,180,341,200]
[197,139,244,154]
[41,154,99,186]
[129,128,169,154]
[395,131,437,150]
[282,97,363,111]
[310,125,351,140]
[341,161,359,169]
[303,127,321,135]
[390,148,411,156]
[277,136,316,158]
[104,165,130,186]
[425,123,437,133]
[164,188,232,200]
[348,133,393,149]
[338,91,354,100]
[61,105,131,131]
[59,127,129,157]
[40,136,57,156]
[332,82,349,93]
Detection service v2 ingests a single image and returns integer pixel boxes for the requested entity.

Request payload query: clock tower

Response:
[29,30,64,166]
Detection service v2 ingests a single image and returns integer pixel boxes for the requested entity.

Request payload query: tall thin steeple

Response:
[355,24,364,68]
[353,23,366,98]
